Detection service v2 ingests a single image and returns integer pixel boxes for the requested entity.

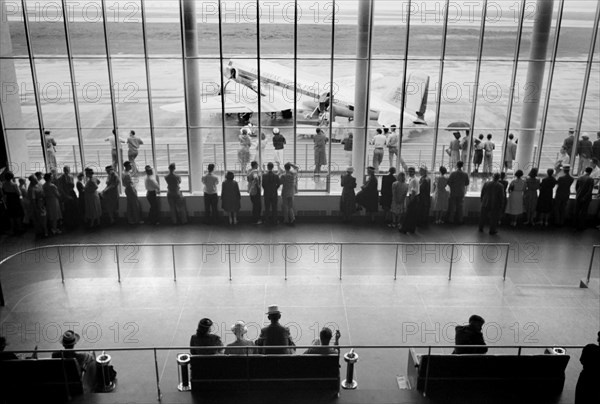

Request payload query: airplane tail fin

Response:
[383,73,430,125]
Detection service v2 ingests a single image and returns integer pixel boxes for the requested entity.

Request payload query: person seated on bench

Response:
[256,305,296,354]
[304,328,341,355]
[452,314,488,354]
[224,321,256,355]
[575,331,600,404]
[190,318,224,355]
[0,336,18,360]
[51,330,95,371]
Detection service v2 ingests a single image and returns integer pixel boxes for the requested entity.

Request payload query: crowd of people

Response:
[1,156,599,237]
[344,158,599,235]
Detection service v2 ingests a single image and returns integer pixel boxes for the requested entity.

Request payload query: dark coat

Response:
[480,180,505,213]
[262,171,281,198]
[453,325,488,355]
[256,322,295,355]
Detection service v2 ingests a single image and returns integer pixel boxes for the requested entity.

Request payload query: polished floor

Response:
[0,218,598,404]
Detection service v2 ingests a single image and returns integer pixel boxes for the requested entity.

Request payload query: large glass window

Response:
[1,0,598,194]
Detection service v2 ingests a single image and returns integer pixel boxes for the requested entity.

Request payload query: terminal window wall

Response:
[1,0,599,194]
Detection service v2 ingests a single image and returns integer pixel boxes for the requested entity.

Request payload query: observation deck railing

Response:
[0,242,512,307]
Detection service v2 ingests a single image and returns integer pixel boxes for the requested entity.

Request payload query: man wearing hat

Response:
[52,330,95,371]
[272,128,286,168]
[256,305,295,354]
[453,315,488,355]
[577,134,593,174]
[225,321,256,355]
[563,128,575,158]
[190,318,223,355]
[555,164,574,226]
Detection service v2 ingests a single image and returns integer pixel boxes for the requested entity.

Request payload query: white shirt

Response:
[373,134,387,148]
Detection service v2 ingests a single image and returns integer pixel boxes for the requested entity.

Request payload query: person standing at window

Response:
[272,128,286,170]
[314,128,329,175]
[202,163,219,225]
[144,165,161,225]
[165,163,187,225]
[123,161,142,225]
[127,130,144,175]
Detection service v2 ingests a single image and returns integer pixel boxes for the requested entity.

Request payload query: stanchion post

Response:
[172,245,177,281]
[448,244,455,280]
[115,245,121,283]
[423,346,432,397]
[57,246,65,283]
[176,353,191,392]
[394,244,399,280]
[284,244,288,280]
[227,244,232,281]
[95,351,116,392]
[339,244,343,280]
[503,243,510,281]
[341,349,359,389]
[586,246,596,286]
[153,348,162,401]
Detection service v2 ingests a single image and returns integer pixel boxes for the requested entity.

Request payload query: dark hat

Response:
[468,315,485,325]
[197,318,213,329]
[61,330,80,346]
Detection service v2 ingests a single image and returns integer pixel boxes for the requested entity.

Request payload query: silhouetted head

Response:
[439,166,447,175]
[169,163,176,172]
[468,315,485,331]
[267,162,274,171]
[492,173,500,181]
[251,161,258,169]
[208,164,215,173]
[196,318,213,336]
[457,161,464,169]
[225,171,235,180]
[515,169,524,178]
[320,328,333,345]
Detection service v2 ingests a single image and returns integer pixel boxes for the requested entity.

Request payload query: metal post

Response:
[518,346,522,356]
[227,244,232,281]
[502,244,510,281]
[431,0,450,173]
[57,246,65,283]
[339,244,343,280]
[423,345,432,397]
[465,0,488,175]
[140,0,157,170]
[585,246,597,286]
[341,349,359,389]
[448,244,455,280]
[72,145,79,173]
[571,0,600,174]
[20,0,47,170]
[172,245,177,281]
[153,348,162,401]
[502,0,526,173]
[115,245,121,283]
[394,244,399,280]
[284,244,288,280]
[62,0,85,172]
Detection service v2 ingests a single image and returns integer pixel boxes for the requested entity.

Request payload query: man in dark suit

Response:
[479,173,504,235]
[262,162,281,225]
[592,131,600,162]
[453,315,488,355]
[52,330,95,371]
[563,128,575,158]
[575,167,595,230]
[555,165,574,226]
[447,161,470,224]
[256,305,295,354]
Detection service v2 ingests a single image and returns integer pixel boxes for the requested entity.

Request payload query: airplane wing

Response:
[159,80,294,114]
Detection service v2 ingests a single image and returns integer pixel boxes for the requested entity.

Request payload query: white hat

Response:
[266,305,281,315]
[272,128,280,134]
